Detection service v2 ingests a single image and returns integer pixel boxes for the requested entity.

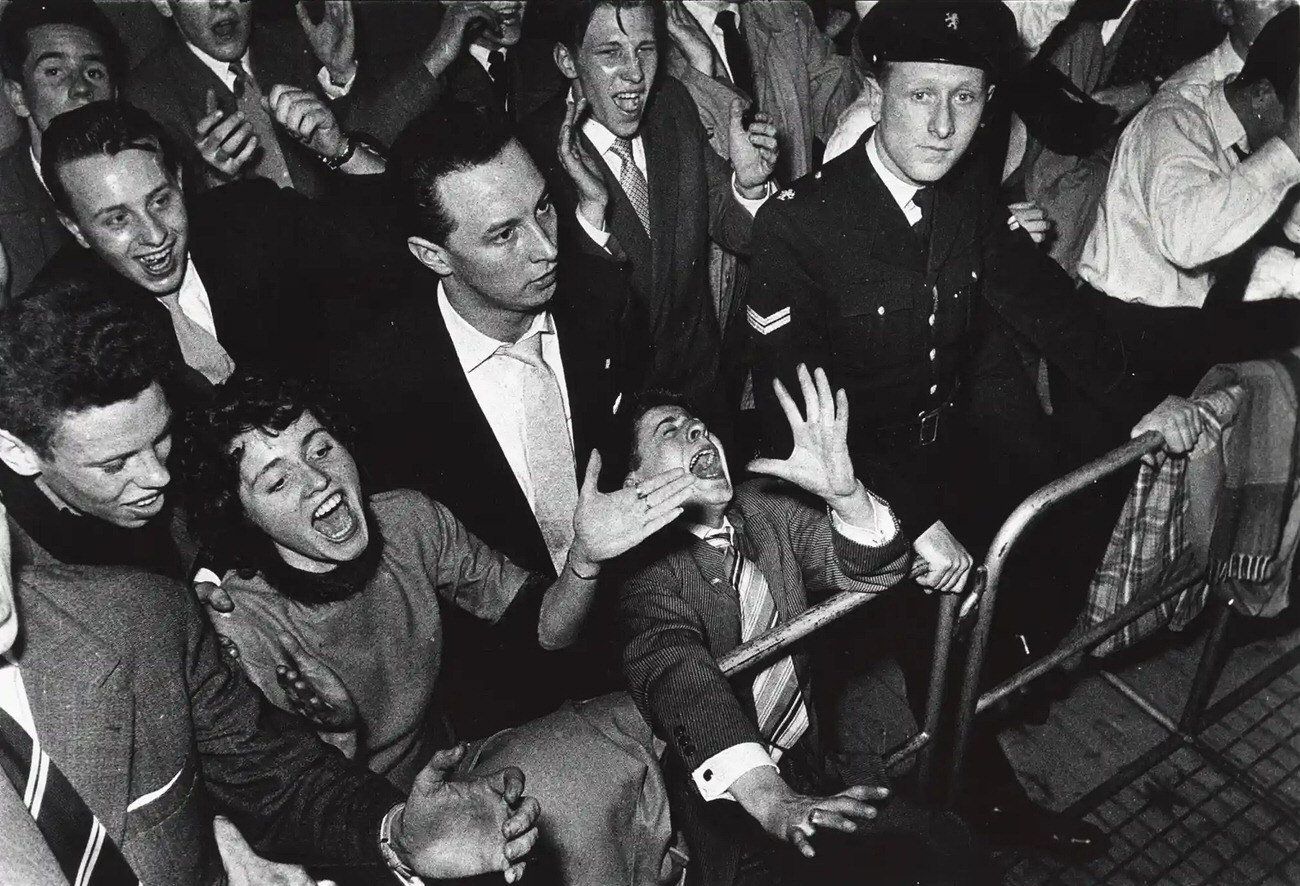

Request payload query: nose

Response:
[68,68,94,100]
[620,51,646,85]
[529,218,559,263]
[686,421,706,443]
[303,464,330,497]
[139,210,168,247]
[929,99,954,140]
[138,449,171,491]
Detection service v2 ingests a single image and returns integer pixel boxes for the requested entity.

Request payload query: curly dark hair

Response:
[175,371,358,571]
[0,279,175,457]
[0,0,124,83]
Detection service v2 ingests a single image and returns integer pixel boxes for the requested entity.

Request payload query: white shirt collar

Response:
[1206,80,1249,154]
[686,516,734,542]
[469,43,505,73]
[866,132,921,213]
[580,111,621,157]
[436,281,555,374]
[29,145,47,193]
[185,40,251,91]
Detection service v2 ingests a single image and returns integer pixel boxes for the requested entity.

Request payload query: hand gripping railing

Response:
[718,581,960,788]
[942,430,1230,805]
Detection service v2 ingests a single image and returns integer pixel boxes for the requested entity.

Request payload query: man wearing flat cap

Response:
[746,0,1141,861]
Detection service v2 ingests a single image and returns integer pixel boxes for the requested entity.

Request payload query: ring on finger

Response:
[643,498,652,513]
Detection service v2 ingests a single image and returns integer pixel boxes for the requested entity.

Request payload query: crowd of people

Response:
[0,0,1297,884]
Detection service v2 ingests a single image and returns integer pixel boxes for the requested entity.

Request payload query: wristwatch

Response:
[379,803,423,885]
[322,134,358,170]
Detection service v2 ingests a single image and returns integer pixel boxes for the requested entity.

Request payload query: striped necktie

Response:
[0,706,139,885]
[705,531,809,760]
[608,138,651,234]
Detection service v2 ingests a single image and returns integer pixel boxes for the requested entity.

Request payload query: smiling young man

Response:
[0,0,122,301]
[33,101,403,389]
[0,281,545,886]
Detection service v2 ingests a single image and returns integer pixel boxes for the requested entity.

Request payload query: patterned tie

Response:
[715,9,755,100]
[228,61,294,189]
[158,293,235,384]
[608,138,651,234]
[487,49,512,119]
[0,706,140,885]
[705,531,809,760]
[500,332,578,575]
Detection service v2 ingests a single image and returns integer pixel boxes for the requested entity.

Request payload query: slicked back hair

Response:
[41,101,181,216]
[0,0,124,83]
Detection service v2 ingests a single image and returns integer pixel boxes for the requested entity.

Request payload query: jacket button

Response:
[703,769,713,781]
[877,305,885,316]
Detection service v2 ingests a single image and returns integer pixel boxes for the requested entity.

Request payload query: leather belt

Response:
[861,402,953,451]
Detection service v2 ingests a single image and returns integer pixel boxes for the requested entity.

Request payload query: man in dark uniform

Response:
[746,0,1119,860]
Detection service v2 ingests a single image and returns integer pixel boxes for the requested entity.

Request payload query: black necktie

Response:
[488,49,512,118]
[912,187,935,247]
[715,9,755,100]
[0,705,139,884]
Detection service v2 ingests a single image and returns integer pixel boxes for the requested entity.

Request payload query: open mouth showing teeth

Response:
[613,92,643,115]
[211,20,238,39]
[128,492,162,509]
[312,491,359,542]
[137,247,174,276]
[689,446,724,480]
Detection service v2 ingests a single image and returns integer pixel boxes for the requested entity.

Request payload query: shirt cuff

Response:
[693,742,777,801]
[575,209,612,251]
[731,173,773,217]
[830,486,898,547]
[317,64,357,99]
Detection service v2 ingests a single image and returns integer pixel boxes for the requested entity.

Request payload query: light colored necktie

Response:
[609,137,651,234]
[228,61,294,189]
[705,531,809,760]
[158,294,235,384]
[499,333,578,574]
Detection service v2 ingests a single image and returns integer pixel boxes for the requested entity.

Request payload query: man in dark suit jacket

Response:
[127,0,382,197]
[617,370,997,885]
[0,0,124,301]
[32,101,403,387]
[0,283,541,886]
[522,0,779,413]
[327,104,658,739]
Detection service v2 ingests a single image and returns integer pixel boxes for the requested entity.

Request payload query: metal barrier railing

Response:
[719,583,960,787]
[944,430,1241,807]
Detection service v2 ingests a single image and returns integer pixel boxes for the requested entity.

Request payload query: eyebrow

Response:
[33,50,106,66]
[93,182,171,221]
[249,455,284,487]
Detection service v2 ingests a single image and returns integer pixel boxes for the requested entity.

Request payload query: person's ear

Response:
[865,72,884,121]
[554,42,579,80]
[55,210,90,249]
[407,236,453,276]
[0,430,43,478]
[150,0,175,19]
[2,79,29,120]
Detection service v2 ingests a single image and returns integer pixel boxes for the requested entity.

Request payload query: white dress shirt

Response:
[1161,35,1243,93]
[436,284,573,513]
[866,133,924,224]
[0,655,37,742]
[574,99,770,248]
[184,41,355,100]
[174,256,221,339]
[1080,81,1300,308]
[681,1,741,83]
[1099,0,1142,45]
[688,496,899,802]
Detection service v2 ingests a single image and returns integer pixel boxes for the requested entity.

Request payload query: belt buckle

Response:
[919,410,939,446]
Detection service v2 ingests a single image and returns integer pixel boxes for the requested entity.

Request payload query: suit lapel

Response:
[640,102,680,302]
[0,781,66,886]
[164,37,235,120]
[588,130,652,277]
[17,573,134,842]
[684,538,742,654]
[926,175,976,274]
[553,302,603,479]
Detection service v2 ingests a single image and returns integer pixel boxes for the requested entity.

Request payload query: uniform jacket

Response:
[3,523,402,885]
[618,480,909,886]
[443,39,565,127]
[34,177,406,381]
[325,252,637,737]
[664,0,862,184]
[523,76,754,411]
[746,131,1133,535]
[0,133,68,302]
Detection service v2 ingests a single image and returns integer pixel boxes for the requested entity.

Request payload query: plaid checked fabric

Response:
[609,138,651,234]
[0,706,139,886]
[706,532,809,760]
